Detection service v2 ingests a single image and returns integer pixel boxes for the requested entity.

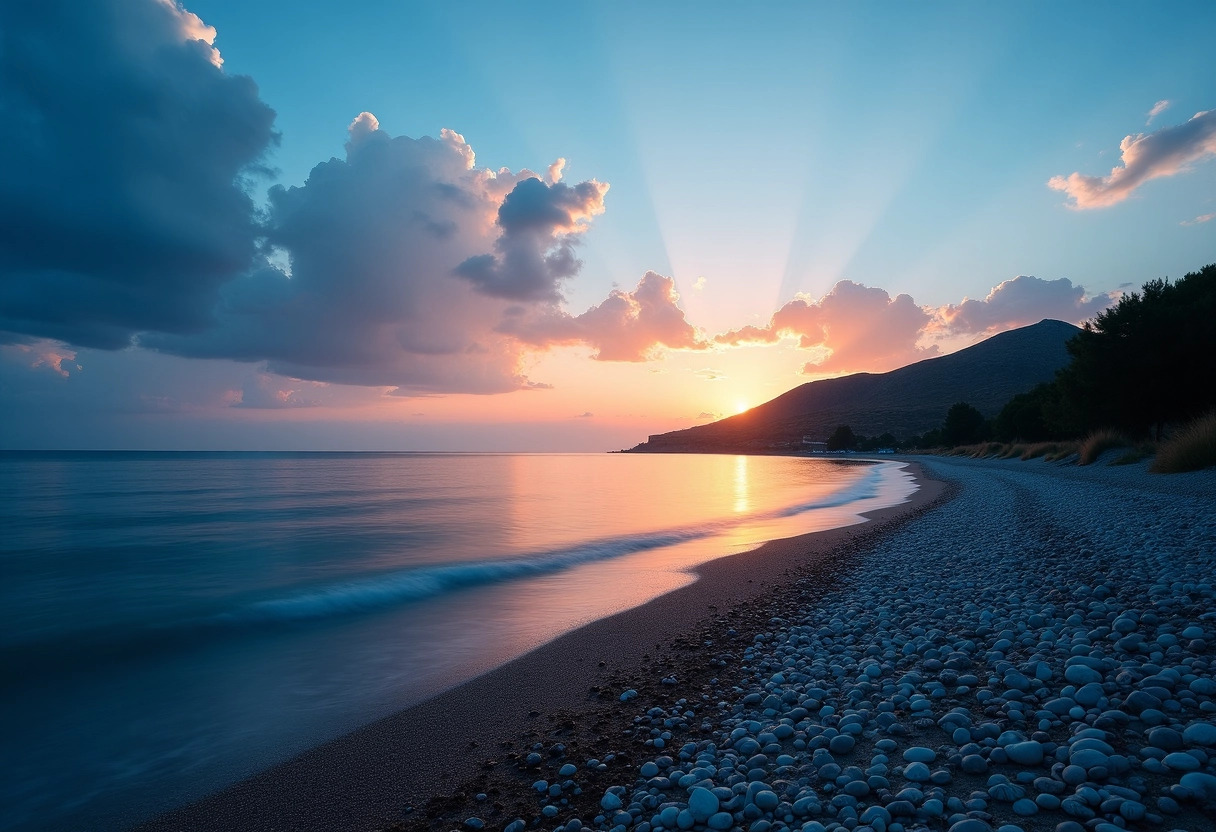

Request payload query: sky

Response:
[1,0,1214,451]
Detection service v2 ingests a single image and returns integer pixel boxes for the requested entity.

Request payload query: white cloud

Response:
[1049,110,1216,209]
[1181,212,1215,226]
[1146,99,1171,125]
[937,275,1116,334]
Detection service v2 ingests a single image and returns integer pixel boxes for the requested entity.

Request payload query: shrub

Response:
[1078,430,1132,465]
[1151,412,1216,473]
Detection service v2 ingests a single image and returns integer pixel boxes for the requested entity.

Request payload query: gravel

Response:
[514,456,1216,832]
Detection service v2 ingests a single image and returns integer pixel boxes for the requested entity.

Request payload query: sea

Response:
[0,451,916,831]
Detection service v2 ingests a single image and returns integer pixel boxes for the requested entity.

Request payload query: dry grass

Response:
[999,444,1027,459]
[943,439,1081,463]
[1044,442,1080,462]
[1151,412,1216,473]
[1021,441,1066,460]
[1078,430,1132,465]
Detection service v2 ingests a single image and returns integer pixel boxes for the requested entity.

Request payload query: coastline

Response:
[138,461,948,832]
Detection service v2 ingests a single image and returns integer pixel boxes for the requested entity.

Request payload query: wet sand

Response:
[139,462,948,832]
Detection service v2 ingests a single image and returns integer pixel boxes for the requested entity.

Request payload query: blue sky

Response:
[187,0,1215,315]
[1,0,1214,449]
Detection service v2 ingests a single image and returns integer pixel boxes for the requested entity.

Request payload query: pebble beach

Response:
[145,456,1216,832]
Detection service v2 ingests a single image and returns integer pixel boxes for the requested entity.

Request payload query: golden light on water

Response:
[733,454,750,513]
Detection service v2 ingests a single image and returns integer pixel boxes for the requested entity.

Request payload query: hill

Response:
[629,319,1080,452]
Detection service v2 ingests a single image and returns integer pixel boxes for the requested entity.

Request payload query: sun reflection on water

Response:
[733,454,750,513]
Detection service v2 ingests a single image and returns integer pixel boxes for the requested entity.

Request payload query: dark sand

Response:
[139,462,949,832]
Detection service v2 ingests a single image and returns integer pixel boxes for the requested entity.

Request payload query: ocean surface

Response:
[0,451,915,831]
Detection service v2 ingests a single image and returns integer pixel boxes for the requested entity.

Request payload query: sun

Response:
[735,401,749,414]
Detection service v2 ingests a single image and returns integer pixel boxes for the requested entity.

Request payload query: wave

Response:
[215,463,892,625]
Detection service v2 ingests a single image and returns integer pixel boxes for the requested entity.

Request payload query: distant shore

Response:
[138,462,945,832]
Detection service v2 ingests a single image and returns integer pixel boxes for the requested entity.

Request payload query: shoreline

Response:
[138,461,948,832]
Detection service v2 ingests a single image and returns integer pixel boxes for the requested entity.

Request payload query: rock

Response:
[1180,771,1216,802]
[1012,798,1038,816]
[903,761,930,782]
[688,787,718,821]
[1161,752,1200,771]
[946,821,993,832]
[1183,722,1216,746]
[1006,741,1044,765]
[601,791,622,812]
[961,754,987,774]
[1074,683,1104,707]
[1064,665,1102,685]
[1147,727,1183,750]
[829,734,855,754]
[903,746,936,763]
[1069,748,1109,770]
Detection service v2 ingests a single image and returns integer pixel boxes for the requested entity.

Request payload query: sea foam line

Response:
[217,463,895,625]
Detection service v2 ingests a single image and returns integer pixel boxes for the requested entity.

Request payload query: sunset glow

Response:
[0,1,1212,451]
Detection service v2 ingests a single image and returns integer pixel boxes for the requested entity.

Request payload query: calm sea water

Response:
[0,451,915,831]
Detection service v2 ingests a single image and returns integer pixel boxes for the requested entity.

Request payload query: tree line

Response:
[823,263,1216,451]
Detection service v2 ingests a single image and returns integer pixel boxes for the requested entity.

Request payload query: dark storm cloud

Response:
[148,116,620,394]
[455,176,608,301]
[0,0,277,348]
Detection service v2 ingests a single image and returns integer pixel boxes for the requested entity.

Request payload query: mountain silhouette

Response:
[629,319,1080,452]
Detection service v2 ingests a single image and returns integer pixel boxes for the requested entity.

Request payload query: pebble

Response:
[687,786,717,820]
[1005,741,1044,765]
[588,460,1216,832]
[1183,722,1216,746]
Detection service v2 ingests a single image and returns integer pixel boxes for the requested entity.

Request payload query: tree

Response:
[916,428,943,449]
[942,402,988,446]
[1057,264,1216,438]
[994,382,1077,442]
[827,424,857,451]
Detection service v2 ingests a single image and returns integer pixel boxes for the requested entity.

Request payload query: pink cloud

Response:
[1049,109,1216,208]
[1,340,80,377]
[715,281,937,374]
[936,275,1116,334]
[148,115,611,395]
[501,271,707,361]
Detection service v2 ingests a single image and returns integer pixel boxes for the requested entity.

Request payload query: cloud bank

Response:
[500,271,706,362]
[711,275,1116,375]
[715,281,937,373]
[147,115,620,393]
[1049,110,1216,208]
[0,0,277,348]
[938,275,1116,334]
[0,1,709,396]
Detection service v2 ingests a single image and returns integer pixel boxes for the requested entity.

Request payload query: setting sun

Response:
[735,401,749,414]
